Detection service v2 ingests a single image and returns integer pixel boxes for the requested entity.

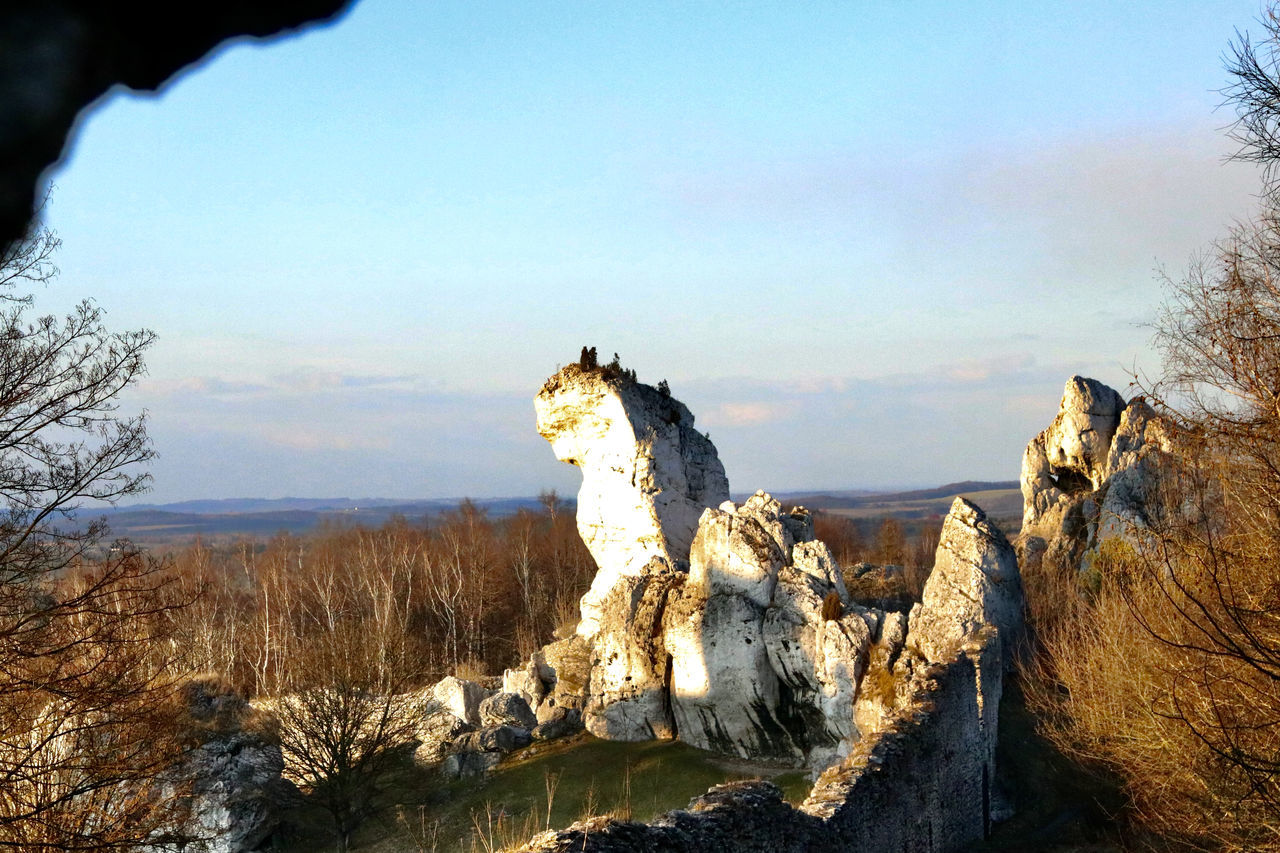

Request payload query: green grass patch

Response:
[276,733,813,852]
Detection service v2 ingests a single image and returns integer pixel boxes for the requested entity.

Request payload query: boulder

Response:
[453,724,530,754]
[479,692,537,730]
[431,676,492,727]
[440,751,501,779]
[412,709,473,766]
[531,707,582,741]
[535,364,729,637]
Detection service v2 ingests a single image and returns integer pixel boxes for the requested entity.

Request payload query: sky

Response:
[35,0,1270,503]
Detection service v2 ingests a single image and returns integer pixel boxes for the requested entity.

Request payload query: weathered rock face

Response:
[535,365,729,637]
[180,732,290,853]
[667,493,866,766]
[581,565,681,741]
[908,498,1022,667]
[1020,377,1172,572]
[166,677,291,853]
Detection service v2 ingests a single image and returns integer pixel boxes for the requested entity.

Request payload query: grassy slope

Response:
[278,681,1134,852]
[277,734,811,852]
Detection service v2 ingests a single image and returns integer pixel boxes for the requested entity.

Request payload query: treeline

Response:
[156,504,946,698]
[160,496,595,697]
[812,513,941,570]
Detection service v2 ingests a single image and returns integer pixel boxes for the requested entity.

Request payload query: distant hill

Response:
[784,481,1023,529]
[80,481,1023,549]
[785,480,1020,510]
[104,496,455,515]
[78,495,570,548]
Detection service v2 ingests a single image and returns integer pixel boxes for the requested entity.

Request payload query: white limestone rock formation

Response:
[502,654,555,711]
[580,564,681,740]
[535,364,729,637]
[908,498,1022,667]
[852,610,909,735]
[1020,377,1172,572]
[540,634,592,713]
[531,359,1019,775]
[668,493,866,766]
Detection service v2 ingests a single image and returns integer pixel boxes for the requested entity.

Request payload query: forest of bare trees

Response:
[160,497,595,700]
[160,504,943,700]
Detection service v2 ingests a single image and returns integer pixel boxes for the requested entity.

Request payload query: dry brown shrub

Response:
[1022,520,1280,849]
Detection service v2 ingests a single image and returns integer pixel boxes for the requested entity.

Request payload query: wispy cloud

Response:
[704,401,787,427]
[942,353,1037,383]
[141,369,427,401]
[660,121,1259,299]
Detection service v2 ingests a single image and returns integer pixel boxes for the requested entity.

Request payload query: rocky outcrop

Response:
[666,492,869,766]
[909,498,1022,667]
[530,363,1023,783]
[412,675,584,779]
[535,364,729,637]
[165,677,291,853]
[1019,377,1173,572]
[516,635,1003,853]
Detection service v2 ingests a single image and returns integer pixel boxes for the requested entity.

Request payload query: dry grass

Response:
[1019,532,1280,850]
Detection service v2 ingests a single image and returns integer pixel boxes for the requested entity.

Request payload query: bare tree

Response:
[1127,215,1280,838]
[0,219,191,849]
[874,517,906,566]
[263,550,424,853]
[1225,8,1280,201]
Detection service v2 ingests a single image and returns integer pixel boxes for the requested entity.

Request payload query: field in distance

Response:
[777,480,1022,533]
[86,481,1022,550]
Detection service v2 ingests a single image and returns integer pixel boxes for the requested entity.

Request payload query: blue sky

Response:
[38,1,1266,502]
